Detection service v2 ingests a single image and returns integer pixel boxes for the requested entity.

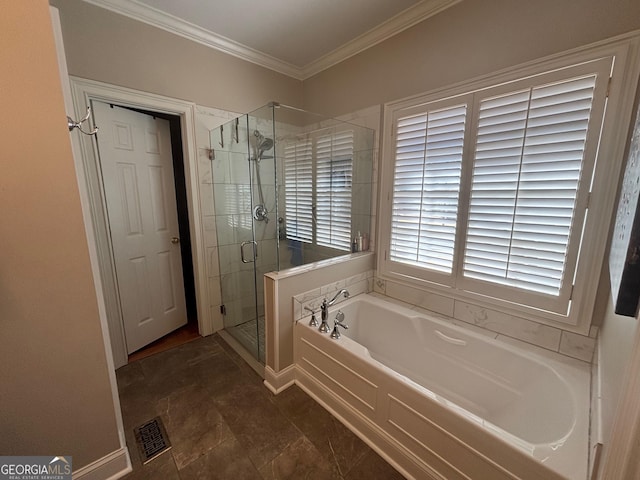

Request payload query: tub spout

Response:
[320,289,350,332]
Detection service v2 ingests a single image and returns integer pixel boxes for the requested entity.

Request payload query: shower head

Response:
[255,135,274,161]
[258,137,274,152]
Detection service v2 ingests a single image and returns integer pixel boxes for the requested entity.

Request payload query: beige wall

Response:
[49,0,303,114]
[303,0,640,117]
[49,0,640,118]
[0,1,120,468]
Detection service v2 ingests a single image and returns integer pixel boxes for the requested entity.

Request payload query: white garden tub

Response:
[294,293,590,480]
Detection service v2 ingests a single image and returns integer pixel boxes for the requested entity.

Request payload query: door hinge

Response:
[606,77,612,97]
[220,304,226,315]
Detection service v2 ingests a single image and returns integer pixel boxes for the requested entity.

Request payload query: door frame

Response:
[70,76,212,368]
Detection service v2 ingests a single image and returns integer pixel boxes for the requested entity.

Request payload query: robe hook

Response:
[68,106,99,136]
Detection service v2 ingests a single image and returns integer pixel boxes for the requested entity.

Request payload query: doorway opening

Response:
[124,106,198,326]
[92,101,198,359]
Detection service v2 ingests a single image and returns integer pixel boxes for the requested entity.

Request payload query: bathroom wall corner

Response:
[589,332,604,479]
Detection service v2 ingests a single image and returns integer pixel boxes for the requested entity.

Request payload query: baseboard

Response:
[264,365,296,394]
[73,447,131,480]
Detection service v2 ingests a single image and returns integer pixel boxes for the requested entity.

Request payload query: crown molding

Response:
[300,0,462,79]
[82,0,306,79]
[81,0,461,81]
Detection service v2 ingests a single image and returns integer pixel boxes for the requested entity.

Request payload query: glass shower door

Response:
[211,108,276,364]
[211,115,261,362]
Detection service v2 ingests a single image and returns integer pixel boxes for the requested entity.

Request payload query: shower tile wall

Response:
[195,105,241,332]
[250,115,279,319]
[251,118,278,275]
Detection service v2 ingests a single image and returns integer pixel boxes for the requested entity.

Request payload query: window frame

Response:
[459,63,610,316]
[388,95,474,288]
[378,35,640,332]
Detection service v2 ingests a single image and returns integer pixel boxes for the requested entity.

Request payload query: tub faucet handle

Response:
[304,306,318,327]
[330,311,349,339]
[318,315,331,333]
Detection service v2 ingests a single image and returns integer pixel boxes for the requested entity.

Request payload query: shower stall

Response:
[209,103,375,363]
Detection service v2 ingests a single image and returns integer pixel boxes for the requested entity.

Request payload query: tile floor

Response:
[116,334,405,479]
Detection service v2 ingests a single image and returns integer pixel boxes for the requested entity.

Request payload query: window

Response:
[463,76,597,298]
[284,131,354,251]
[390,103,467,274]
[382,57,613,324]
[316,131,353,250]
[284,140,313,243]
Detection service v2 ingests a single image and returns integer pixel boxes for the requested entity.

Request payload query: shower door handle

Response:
[240,241,257,263]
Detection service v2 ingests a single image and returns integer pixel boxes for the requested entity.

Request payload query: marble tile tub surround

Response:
[292,270,374,323]
[373,276,597,364]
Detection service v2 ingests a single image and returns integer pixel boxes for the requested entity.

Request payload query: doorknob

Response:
[171,237,180,244]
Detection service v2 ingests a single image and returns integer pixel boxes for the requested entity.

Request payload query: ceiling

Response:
[83,0,460,79]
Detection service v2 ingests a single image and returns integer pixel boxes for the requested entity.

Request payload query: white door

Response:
[93,101,187,353]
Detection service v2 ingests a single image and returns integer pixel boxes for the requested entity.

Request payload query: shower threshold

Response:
[218,317,265,378]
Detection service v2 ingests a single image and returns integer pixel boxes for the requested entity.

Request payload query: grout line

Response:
[328,438,345,478]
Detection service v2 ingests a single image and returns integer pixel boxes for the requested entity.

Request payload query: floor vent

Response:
[133,416,172,464]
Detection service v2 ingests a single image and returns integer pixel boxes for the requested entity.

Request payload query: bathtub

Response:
[293,293,590,480]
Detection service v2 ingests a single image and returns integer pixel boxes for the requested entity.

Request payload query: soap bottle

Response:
[362,233,369,251]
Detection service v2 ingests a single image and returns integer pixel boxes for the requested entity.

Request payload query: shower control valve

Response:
[252,204,269,223]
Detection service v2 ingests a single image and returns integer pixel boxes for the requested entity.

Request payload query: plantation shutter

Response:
[463,75,598,296]
[390,104,467,274]
[284,140,313,243]
[316,131,354,250]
